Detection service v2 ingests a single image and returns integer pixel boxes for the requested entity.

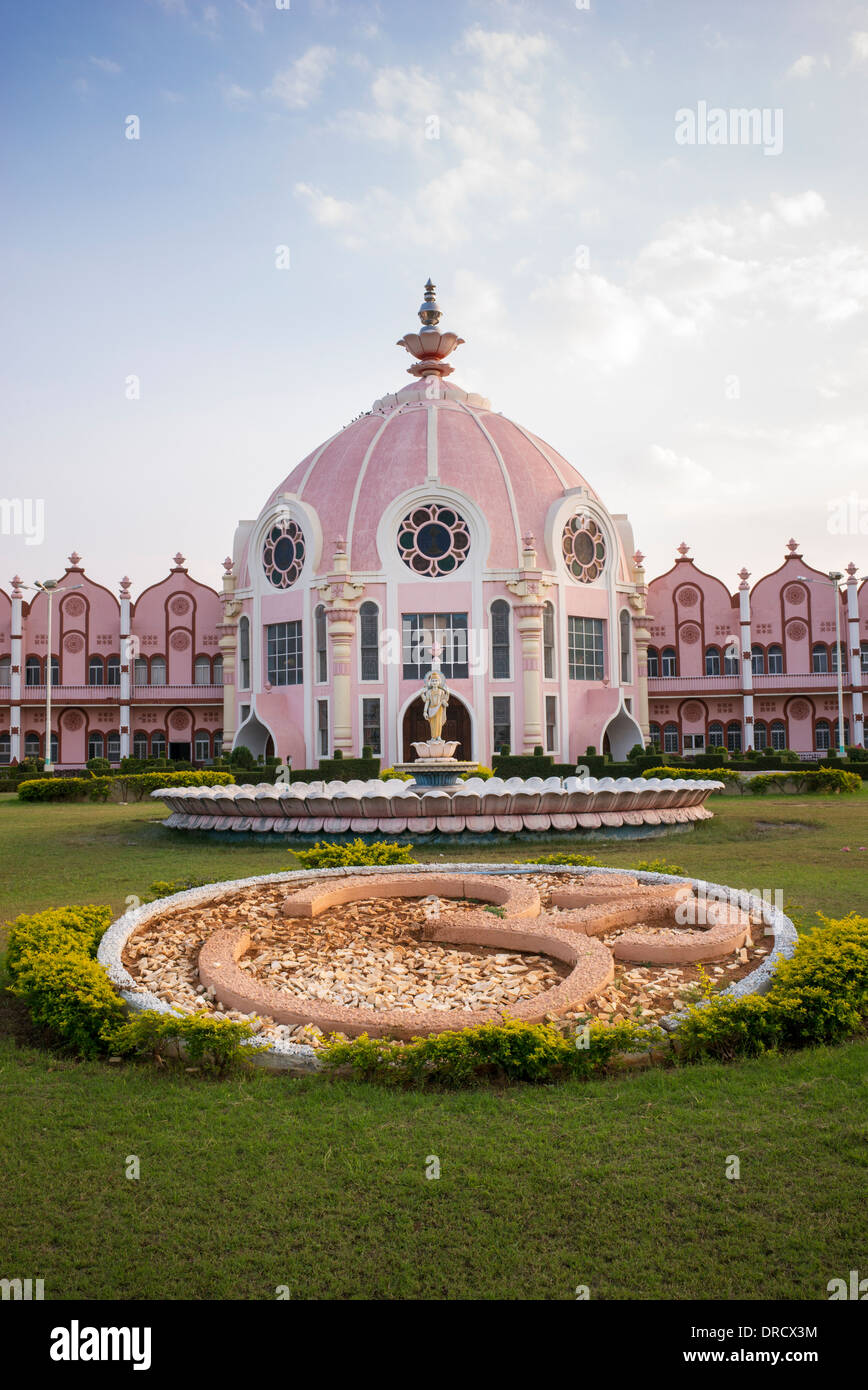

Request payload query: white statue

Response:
[422,669,449,741]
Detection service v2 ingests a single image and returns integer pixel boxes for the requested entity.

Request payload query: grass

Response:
[1,786,866,922]
[1,788,866,1300]
[1,1029,866,1300]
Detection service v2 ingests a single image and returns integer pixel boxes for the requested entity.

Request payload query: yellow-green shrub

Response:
[294,838,416,869]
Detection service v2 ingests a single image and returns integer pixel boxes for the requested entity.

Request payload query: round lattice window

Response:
[785,585,805,605]
[262,518,305,589]
[397,503,470,576]
[562,514,606,583]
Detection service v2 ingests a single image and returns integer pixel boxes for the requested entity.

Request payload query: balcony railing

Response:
[12,683,223,703]
[648,673,856,693]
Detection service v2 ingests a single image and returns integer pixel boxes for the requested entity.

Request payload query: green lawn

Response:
[1,786,866,922]
[1,789,866,1301]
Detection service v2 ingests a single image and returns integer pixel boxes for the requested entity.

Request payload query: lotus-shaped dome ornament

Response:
[397,278,465,378]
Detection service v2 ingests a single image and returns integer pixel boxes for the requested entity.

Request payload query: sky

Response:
[1,0,867,595]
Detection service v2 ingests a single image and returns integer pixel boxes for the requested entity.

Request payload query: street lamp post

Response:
[26,578,83,773]
[797,571,864,760]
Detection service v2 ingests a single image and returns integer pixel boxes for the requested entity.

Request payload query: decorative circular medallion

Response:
[785,585,805,605]
[169,711,189,731]
[678,587,699,607]
[683,701,704,723]
[680,624,700,644]
[63,597,85,617]
[170,631,190,651]
[789,699,810,721]
[262,517,305,589]
[64,633,84,653]
[397,503,470,576]
[170,596,191,616]
[787,621,807,642]
[63,711,83,731]
[562,514,606,583]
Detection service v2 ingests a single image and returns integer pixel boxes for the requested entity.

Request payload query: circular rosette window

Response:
[262,518,305,589]
[562,514,606,583]
[397,503,470,576]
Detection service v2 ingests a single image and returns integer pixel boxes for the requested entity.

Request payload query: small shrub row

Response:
[16,770,235,802]
[294,838,417,870]
[641,766,741,784]
[747,768,861,795]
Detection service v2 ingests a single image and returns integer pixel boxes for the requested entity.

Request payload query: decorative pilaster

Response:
[738,568,753,750]
[316,538,365,756]
[119,576,131,759]
[629,549,651,742]
[10,575,22,763]
[506,533,552,754]
[218,558,239,756]
[846,561,863,747]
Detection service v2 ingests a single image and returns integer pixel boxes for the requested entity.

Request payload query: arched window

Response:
[770,720,787,750]
[25,656,42,686]
[359,601,379,682]
[751,645,765,675]
[150,731,166,758]
[107,731,120,762]
[49,731,58,762]
[705,646,721,676]
[213,655,223,686]
[811,644,828,674]
[150,656,167,686]
[649,721,661,748]
[815,719,830,751]
[726,721,742,752]
[490,600,511,680]
[542,602,555,680]
[708,721,724,748]
[0,732,10,763]
[0,655,10,685]
[753,720,767,750]
[661,647,677,677]
[767,644,783,675]
[24,732,40,758]
[106,655,120,686]
[723,644,739,676]
[87,656,104,685]
[619,610,631,684]
[662,722,679,753]
[861,641,868,674]
[48,656,60,686]
[213,729,223,758]
[646,647,659,678]
[134,658,148,686]
[831,643,846,673]
[833,718,851,749]
[133,731,148,759]
[194,730,211,762]
[88,731,104,759]
[238,617,250,689]
[193,656,211,686]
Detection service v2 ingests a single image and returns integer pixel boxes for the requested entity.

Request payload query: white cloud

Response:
[267,46,336,109]
[770,190,827,226]
[294,182,355,230]
[90,56,122,75]
[222,82,254,109]
[848,32,868,66]
[786,55,817,79]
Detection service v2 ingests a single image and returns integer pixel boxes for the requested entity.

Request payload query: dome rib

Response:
[453,400,524,565]
[346,404,412,566]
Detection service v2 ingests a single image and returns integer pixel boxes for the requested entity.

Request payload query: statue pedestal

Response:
[395,758,479,789]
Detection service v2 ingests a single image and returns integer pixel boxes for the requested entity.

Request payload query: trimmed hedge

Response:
[17,770,236,802]
[641,766,740,784]
[317,755,381,781]
[294,838,417,870]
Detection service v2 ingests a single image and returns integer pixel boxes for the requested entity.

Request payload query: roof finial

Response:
[676,541,690,559]
[397,278,465,379]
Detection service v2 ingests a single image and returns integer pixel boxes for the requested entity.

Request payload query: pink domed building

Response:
[219,282,649,769]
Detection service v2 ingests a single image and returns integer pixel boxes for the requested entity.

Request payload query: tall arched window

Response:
[663,722,679,753]
[0,655,10,685]
[770,720,786,750]
[49,656,60,686]
[767,644,783,674]
[490,600,511,680]
[314,605,328,683]
[0,732,10,763]
[619,610,631,684]
[150,731,166,758]
[24,732,40,758]
[193,656,211,685]
[213,655,223,685]
[831,643,846,673]
[542,602,555,680]
[661,647,677,677]
[723,644,739,676]
[811,644,828,674]
[708,721,724,748]
[107,731,121,762]
[134,657,148,686]
[833,718,851,749]
[106,655,120,686]
[726,721,742,753]
[88,731,104,759]
[751,645,765,675]
[646,646,659,678]
[649,721,661,748]
[705,646,721,676]
[238,617,250,689]
[815,719,830,751]
[150,656,167,686]
[213,729,223,757]
[25,656,42,686]
[88,656,104,685]
[360,601,379,682]
[753,720,767,749]
[133,731,148,759]
[49,731,58,762]
[194,730,211,762]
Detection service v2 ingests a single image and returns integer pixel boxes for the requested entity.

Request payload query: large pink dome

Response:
[267,378,600,573]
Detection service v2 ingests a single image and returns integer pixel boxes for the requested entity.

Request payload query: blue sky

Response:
[2,0,867,591]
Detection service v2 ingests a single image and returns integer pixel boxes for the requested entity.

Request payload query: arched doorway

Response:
[234,712,275,760]
[601,704,645,760]
[402,694,472,761]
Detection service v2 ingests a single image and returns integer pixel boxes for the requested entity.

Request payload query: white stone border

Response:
[97,863,797,1072]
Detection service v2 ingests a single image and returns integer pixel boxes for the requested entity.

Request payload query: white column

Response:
[846,563,863,747]
[10,578,22,763]
[739,572,753,750]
